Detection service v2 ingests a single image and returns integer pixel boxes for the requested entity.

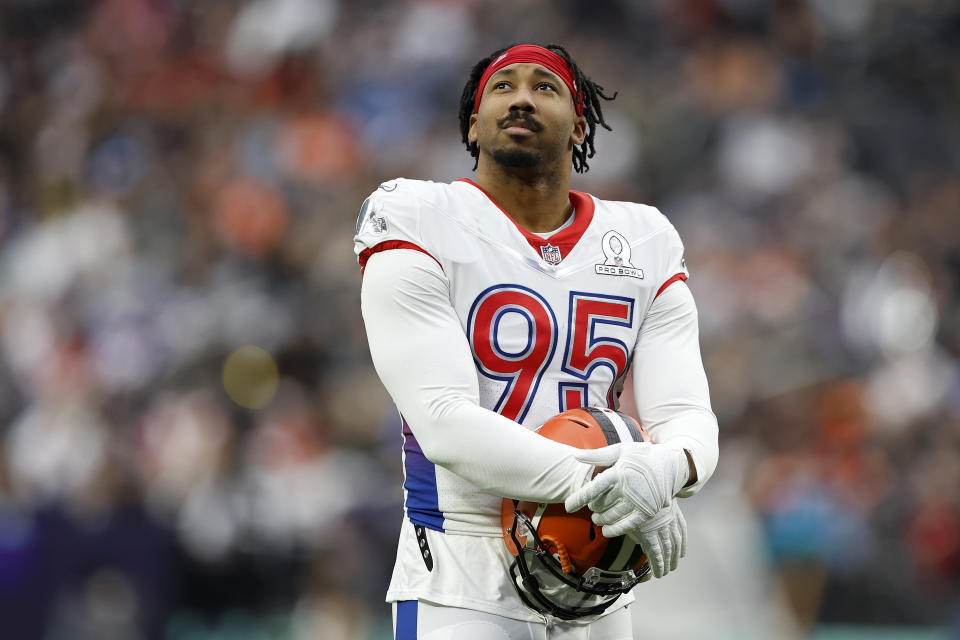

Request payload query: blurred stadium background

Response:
[0,0,958,638]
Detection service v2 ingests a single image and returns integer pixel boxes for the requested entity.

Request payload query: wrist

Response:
[675,449,690,494]
[662,444,697,495]
[682,448,697,489]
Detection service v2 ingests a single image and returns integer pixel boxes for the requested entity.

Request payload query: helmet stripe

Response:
[584,408,630,571]
[601,409,635,445]
[615,411,646,443]
[583,407,620,445]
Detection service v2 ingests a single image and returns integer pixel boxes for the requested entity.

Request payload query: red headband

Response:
[473,45,583,116]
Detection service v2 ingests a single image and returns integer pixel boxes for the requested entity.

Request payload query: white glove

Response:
[564,442,690,578]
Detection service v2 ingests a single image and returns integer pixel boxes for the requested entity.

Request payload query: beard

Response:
[492,147,542,169]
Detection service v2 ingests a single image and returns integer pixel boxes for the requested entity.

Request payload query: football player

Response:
[355,44,719,639]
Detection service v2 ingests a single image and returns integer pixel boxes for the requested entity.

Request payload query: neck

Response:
[474,156,573,233]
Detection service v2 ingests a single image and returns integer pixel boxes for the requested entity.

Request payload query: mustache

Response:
[497,112,543,132]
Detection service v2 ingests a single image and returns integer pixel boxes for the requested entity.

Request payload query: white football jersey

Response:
[354,178,698,621]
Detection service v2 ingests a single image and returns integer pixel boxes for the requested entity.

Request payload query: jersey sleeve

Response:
[632,280,718,498]
[354,179,441,272]
[361,248,594,503]
[653,218,690,300]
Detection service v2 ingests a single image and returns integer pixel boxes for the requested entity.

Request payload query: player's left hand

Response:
[564,442,690,577]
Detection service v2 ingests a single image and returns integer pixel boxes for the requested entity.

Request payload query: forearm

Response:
[398,393,591,501]
[633,282,719,497]
[361,249,592,502]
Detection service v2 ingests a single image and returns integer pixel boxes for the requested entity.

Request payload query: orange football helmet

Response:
[502,407,652,620]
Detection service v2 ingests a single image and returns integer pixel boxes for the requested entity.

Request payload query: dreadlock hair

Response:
[458,43,616,174]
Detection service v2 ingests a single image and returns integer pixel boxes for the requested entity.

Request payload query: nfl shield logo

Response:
[540,244,562,265]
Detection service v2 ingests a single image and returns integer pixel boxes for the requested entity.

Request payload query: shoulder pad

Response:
[354,179,448,267]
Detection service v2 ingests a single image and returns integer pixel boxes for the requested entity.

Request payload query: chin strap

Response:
[540,534,574,574]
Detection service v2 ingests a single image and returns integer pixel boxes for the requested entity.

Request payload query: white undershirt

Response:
[531,208,576,238]
[360,249,718,503]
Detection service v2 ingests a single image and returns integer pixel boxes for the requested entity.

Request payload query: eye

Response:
[537,82,557,92]
[492,81,511,90]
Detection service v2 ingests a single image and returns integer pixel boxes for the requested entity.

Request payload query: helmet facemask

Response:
[505,506,650,621]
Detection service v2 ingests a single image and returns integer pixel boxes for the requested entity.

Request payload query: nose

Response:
[508,85,536,113]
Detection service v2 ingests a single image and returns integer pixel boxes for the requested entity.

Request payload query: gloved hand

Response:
[564,442,689,578]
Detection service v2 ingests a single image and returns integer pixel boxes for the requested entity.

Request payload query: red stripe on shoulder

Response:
[654,272,688,299]
[357,240,442,272]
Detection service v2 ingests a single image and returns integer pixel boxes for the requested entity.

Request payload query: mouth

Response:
[503,124,536,137]
[498,115,542,137]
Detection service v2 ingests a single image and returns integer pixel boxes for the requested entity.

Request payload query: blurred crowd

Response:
[0,0,958,638]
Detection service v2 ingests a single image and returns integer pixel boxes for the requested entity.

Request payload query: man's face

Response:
[468,63,586,172]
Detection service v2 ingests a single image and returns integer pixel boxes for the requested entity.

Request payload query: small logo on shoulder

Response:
[378,182,398,192]
[370,213,388,234]
[595,230,643,279]
[357,199,388,235]
[540,244,562,265]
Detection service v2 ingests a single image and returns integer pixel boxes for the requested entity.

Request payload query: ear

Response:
[570,114,586,146]
[468,113,479,144]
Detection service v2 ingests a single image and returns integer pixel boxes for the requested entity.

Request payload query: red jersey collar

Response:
[456,178,595,264]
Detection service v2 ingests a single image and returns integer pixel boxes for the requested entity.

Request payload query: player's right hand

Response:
[564,442,689,578]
